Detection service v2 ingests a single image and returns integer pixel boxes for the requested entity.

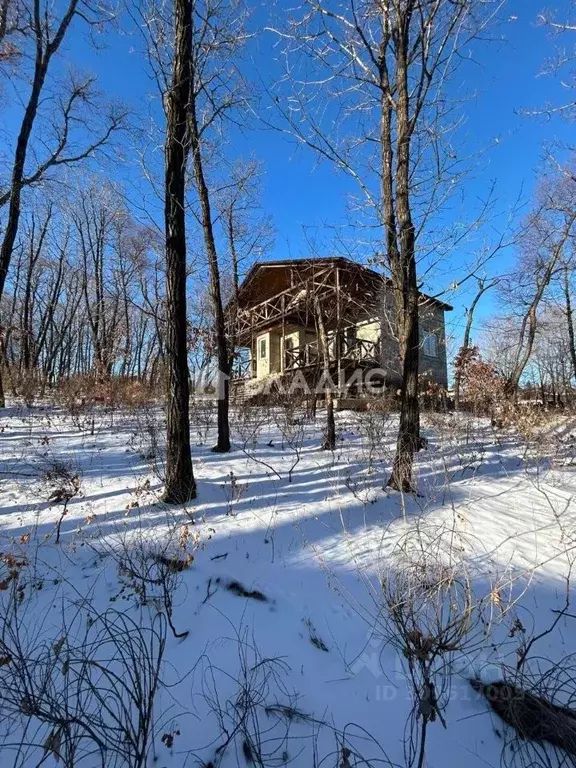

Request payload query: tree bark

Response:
[188,83,231,454]
[563,265,576,384]
[162,0,196,503]
[382,8,421,492]
[315,296,336,450]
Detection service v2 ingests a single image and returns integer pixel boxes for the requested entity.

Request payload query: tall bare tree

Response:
[562,262,576,382]
[453,276,499,410]
[0,0,126,404]
[216,159,274,381]
[271,0,505,491]
[185,0,252,453]
[501,169,576,397]
[161,0,196,501]
[141,0,253,455]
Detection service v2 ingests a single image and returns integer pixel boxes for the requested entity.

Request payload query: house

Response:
[230,257,451,400]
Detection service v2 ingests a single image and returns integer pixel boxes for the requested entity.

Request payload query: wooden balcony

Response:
[230,337,381,381]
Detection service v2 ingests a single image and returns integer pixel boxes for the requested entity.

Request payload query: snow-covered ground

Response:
[0,400,575,768]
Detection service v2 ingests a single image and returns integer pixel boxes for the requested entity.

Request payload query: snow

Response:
[0,401,575,767]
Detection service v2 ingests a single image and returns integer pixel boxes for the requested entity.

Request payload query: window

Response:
[343,326,357,353]
[259,337,267,359]
[345,326,357,345]
[423,331,438,358]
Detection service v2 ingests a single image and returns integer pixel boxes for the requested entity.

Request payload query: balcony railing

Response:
[285,337,380,371]
[231,337,381,381]
[340,337,380,363]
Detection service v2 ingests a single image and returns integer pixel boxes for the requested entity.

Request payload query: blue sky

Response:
[5,0,575,352]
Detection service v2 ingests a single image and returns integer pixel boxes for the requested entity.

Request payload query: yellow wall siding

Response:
[246,283,448,388]
[356,320,380,343]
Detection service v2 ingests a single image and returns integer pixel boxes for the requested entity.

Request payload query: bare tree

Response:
[270,0,506,491]
[140,0,254,455]
[0,185,166,396]
[561,261,576,383]
[161,0,197,502]
[185,0,252,454]
[71,185,124,379]
[501,169,576,397]
[0,0,126,404]
[216,158,274,392]
[217,160,274,297]
[453,276,499,410]
[528,3,576,125]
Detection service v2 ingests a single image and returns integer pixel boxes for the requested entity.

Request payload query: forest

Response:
[1,1,576,767]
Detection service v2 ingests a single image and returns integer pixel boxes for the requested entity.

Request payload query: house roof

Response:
[237,256,453,312]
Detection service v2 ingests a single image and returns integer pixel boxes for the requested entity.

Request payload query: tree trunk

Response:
[188,83,231,454]
[383,17,421,493]
[389,279,421,492]
[0,0,78,304]
[563,265,576,384]
[315,296,336,450]
[162,0,196,504]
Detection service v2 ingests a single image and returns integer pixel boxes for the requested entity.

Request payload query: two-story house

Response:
[230,257,450,399]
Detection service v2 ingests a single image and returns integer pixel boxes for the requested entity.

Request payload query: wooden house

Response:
[230,257,451,400]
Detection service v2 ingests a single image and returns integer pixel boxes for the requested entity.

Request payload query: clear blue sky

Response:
[8,0,576,353]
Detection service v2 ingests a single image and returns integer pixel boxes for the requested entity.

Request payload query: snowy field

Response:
[0,400,575,768]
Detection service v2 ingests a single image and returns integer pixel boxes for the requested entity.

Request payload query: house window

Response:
[423,331,438,358]
[345,326,357,345]
[259,338,267,359]
[343,326,357,353]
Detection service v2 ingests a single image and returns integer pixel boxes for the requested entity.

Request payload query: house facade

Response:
[230,257,450,396]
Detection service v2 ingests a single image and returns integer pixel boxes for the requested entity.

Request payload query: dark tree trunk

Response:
[0,366,5,409]
[162,0,196,504]
[380,14,421,493]
[389,270,421,492]
[188,84,230,454]
[0,0,78,304]
[563,265,576,384]
[315,296,336,450]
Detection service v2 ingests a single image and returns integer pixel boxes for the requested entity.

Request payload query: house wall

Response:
[256,331,282,379]
[378,289,449,388]
[252,290,449,388]
[356,319,380,343]
[419,303,448,388]
[283,329,301,351]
